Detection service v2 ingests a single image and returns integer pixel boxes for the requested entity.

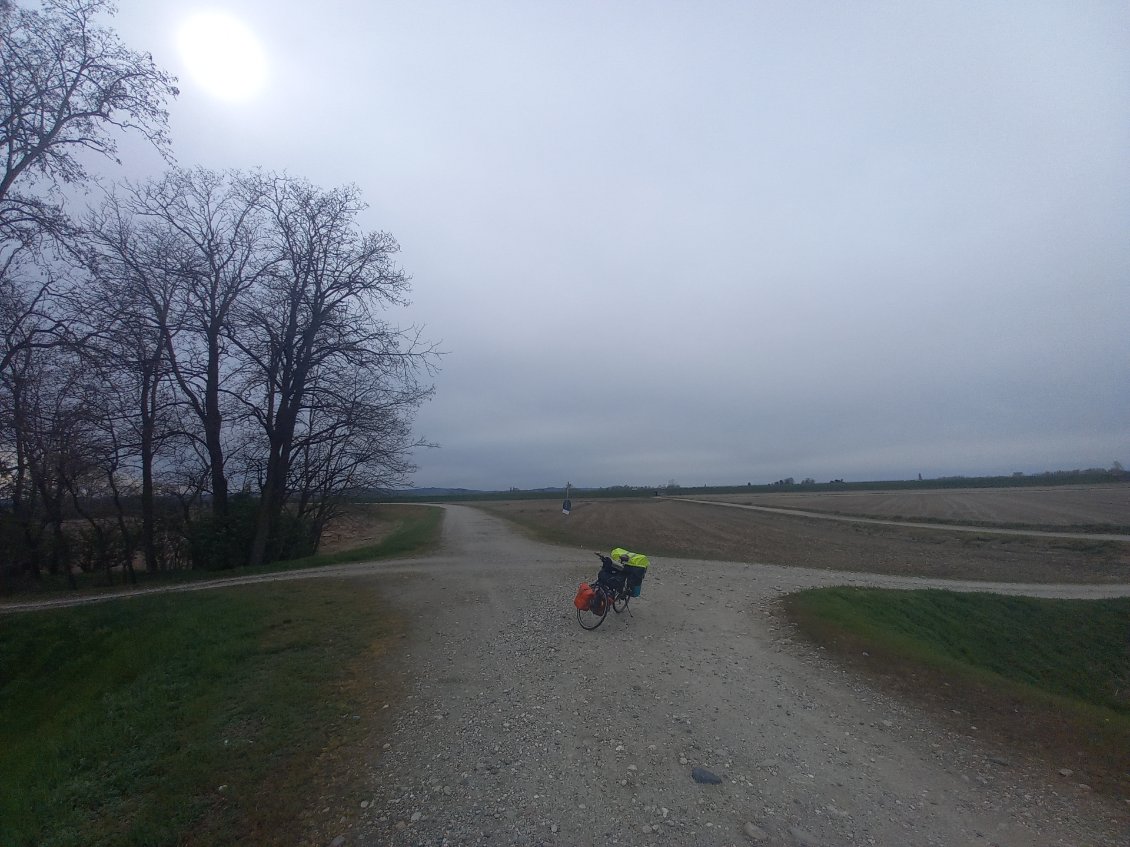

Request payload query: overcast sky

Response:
[108,0,1128,490]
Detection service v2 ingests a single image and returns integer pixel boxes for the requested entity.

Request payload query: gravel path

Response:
[340,506,1129,847]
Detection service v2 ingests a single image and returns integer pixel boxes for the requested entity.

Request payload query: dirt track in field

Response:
[691,484,1130,528]
[672,498,1130,542]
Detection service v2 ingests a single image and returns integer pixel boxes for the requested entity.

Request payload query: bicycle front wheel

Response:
[612,591,629,613]
[577,593,610,630]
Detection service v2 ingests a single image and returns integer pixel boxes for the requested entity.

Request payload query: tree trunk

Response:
[249,439,290,567]
[205,412,228,519]
[50,516,75,589]
[205,329,229,520]
[140,381,159,571]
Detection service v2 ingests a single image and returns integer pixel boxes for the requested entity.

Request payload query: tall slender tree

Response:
[83,190,192,570]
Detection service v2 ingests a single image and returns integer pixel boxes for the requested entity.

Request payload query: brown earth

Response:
[476,495,1130,583]
[693,483,1130,528]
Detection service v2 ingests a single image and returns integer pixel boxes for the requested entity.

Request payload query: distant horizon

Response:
[399,461,1127,493]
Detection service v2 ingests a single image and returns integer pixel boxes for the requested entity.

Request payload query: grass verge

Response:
[784,588,1130,800]
[0,578,402,847]
[293,503,443,567]
[1,504,443,601]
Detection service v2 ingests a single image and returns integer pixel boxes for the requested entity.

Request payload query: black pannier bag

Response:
[597,561,626,591]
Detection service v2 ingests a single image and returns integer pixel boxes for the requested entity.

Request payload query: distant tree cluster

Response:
[1,0,435,587]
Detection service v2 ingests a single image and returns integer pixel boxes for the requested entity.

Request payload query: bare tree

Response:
[235,174,435,566]
[24,168,435,579]
[286,360,432,549]
[0,343,43,580]
[2,343,99,586]
[0,0,177,373]
[82,189,194,570]
[55,357,139,585]
[0,5,441,581]
[0,0,178,586]
[0,0,177,227]
[98,169,273,523]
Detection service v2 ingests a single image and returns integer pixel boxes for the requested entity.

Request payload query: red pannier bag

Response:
[573,582,596,610]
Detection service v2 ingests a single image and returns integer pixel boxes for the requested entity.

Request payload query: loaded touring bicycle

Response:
[574,548,649,630]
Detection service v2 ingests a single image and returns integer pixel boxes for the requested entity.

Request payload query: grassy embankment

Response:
[1,503,443,600]
[785,588,1130,798]
[0,506,443,847]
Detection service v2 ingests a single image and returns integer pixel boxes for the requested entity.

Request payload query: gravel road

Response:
[338,506,1130,847]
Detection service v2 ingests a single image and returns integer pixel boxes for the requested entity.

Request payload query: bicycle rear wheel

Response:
[577,591,610,630]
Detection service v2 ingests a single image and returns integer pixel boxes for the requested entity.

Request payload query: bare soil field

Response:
[476,495,1130,583]
[692,483,1130,529]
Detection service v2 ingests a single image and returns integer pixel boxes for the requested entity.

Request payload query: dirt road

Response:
[339,506,1129,847]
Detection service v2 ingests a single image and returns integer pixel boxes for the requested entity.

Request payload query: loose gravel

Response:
[313,506,1129,847]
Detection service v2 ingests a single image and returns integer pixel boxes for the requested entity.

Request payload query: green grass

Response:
[290,503,443,568]
[785,588,1130,795]
[0,579,400,847]
[2,504,443,600]
[785,589,1130,711]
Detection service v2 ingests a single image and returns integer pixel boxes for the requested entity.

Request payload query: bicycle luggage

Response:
[573,582,596,611]
[626,566,645,597]
[611,547,648,597]
[597,562,626,591]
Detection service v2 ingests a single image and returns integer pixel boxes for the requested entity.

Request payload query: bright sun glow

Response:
[177,11,268,102]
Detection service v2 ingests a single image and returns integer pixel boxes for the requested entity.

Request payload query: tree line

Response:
[1,0,436,588]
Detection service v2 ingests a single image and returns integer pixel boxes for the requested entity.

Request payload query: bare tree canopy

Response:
[0,0,178,236]
[0,0,178,376]
[0,4,438,585]
[234,173,434,565]
[76,169,436,572]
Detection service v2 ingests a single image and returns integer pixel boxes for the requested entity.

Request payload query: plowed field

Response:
[475,488,1130,583]
[693,483,1130,529]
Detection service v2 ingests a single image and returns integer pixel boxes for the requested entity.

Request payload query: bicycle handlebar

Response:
[594,552,625,571]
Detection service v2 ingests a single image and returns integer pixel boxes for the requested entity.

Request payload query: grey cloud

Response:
[110,0,1129,489]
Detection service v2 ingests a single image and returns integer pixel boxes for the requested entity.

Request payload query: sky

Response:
[105,0,1128,490]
